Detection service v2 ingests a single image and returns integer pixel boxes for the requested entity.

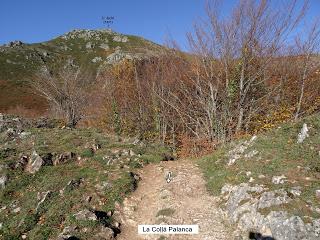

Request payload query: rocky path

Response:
[115,159,234,240]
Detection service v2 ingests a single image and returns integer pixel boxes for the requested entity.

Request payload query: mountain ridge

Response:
[0,29,167,113]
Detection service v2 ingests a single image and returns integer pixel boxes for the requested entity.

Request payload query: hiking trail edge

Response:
[115,159,234,240]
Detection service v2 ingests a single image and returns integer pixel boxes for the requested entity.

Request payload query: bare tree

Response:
[178,0,308,140]
[293,20,320,120]
[31,65,95,127]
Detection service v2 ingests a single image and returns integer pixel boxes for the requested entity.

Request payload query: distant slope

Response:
[0,29,167,113]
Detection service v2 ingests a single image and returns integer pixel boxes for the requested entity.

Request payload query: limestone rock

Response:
[100,43,110,50]
[92,57,102,63]
[221,183,319,239]
[36,191,53,212]
[86,42,94,49]
[257,189,291,209]
[6,40,24,48]
[95,181,112,192]
[0,174,8,189]
[94,226,115,240]
[289,186,302,197]
[297,123,309,143]
[272,175,286,184]
[227,135,257,165]
[25,150,43,174]
[113,35,128,43]
[316,190,320,199]
[74,209,97,221]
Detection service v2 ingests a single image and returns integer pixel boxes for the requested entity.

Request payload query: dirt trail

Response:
[116,159,234,240]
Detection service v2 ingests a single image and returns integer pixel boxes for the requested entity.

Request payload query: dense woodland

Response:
[29,0,320,156]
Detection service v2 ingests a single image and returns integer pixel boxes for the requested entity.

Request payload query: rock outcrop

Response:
[221,183,320,239]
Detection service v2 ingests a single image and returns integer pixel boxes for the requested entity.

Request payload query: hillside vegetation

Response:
[200,113,320,238]
[0,114,171,239]
[0,29,166,112]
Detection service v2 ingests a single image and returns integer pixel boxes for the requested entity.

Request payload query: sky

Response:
[1,0,320,49]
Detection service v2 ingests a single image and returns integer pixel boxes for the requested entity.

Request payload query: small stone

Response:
[290,187,302,197]
[246,171,252,176]
[272,175,286,184]
[95,181,112,191]
[113,221,120,228]
[73,209,97,221]
[0,175,8,189]
[258,174,266,179]
[92,56,102,63]
[260,226,272,237]
[316,190,320,199]
[129,149,136,156]
[19,131,31,139]
[244,150,259,158]
[13,207,21,213]
[86,196,93,203]
[297,123,309,143]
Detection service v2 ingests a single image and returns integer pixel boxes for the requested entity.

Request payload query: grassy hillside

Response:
[0,116,171,239]
[200,113,320,220]
[0,29,166,113]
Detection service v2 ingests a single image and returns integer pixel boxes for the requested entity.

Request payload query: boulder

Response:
[221,183,319,239]
[25,151,44,174]
[266,211,317,240]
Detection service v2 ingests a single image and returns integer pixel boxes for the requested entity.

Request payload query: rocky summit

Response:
[0,29,166,112]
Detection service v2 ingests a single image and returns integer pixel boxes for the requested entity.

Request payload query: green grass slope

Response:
[200,113,320,219]
[0,122,170,239]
